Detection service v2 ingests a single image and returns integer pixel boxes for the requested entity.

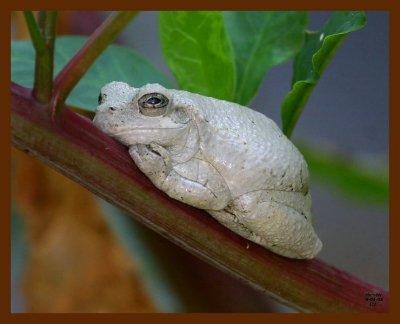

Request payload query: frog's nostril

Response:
[109,107,116,111]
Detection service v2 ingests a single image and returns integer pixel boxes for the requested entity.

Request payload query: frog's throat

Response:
[167,121,200,164]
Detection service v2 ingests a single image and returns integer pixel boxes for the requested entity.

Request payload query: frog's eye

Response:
[138,93,169,117]
[98,92,107,105]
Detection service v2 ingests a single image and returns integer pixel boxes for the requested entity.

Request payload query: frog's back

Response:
[177,90,309,198]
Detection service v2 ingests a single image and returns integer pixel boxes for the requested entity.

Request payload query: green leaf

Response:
[299,143,388,206]
[223,11,308,105]
[11,36,172,111]
[281,11,367,137]
[159,11,236,101]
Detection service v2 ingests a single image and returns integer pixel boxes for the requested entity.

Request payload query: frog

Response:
[93,81,323,259]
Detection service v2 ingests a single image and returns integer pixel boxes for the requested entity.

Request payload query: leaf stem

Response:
[23,11,46,53]
[52,11,137,116]
[29,11,58,104]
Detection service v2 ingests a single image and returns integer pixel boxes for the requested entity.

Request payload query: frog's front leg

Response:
[129,145,231,210]
[129,144,173,179]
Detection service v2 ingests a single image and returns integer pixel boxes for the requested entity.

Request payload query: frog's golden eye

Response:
[138,93,169,117]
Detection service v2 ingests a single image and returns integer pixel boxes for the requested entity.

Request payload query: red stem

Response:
[11,83,389,313]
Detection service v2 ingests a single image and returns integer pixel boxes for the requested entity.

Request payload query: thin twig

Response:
[31,11,58,104]
[23,11,45,53]
[52,11,137,116]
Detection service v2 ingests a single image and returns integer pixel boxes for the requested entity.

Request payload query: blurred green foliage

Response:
[99,200,184,312]
[11,207,27,312]
[300,144,388,205]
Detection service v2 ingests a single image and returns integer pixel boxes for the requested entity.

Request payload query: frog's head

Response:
[93,82,192,147]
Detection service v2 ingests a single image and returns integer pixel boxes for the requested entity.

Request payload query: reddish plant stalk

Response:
[11,83,389,313]
[51,11,137,115]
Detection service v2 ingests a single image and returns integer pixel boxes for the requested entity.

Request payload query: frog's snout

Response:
[92,111,105,131]
[92,110,114,134]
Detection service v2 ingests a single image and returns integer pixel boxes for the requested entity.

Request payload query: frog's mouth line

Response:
[113,125,187,137]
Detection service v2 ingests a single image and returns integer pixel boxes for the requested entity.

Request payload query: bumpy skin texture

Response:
[93,82,322,259]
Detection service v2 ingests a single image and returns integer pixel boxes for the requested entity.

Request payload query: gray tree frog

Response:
[93,82,322,259]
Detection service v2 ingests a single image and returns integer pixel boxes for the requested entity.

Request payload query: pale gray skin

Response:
[93,82,322,259]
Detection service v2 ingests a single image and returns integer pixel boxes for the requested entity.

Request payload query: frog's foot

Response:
[208,198,322,259]
[129,144,172,180]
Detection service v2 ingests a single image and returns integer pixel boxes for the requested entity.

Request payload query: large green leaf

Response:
[299,143,388,206]
[11,36,172,111]
[159,11,236,101]
[223,11,308,105]
[281,11,367,137]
